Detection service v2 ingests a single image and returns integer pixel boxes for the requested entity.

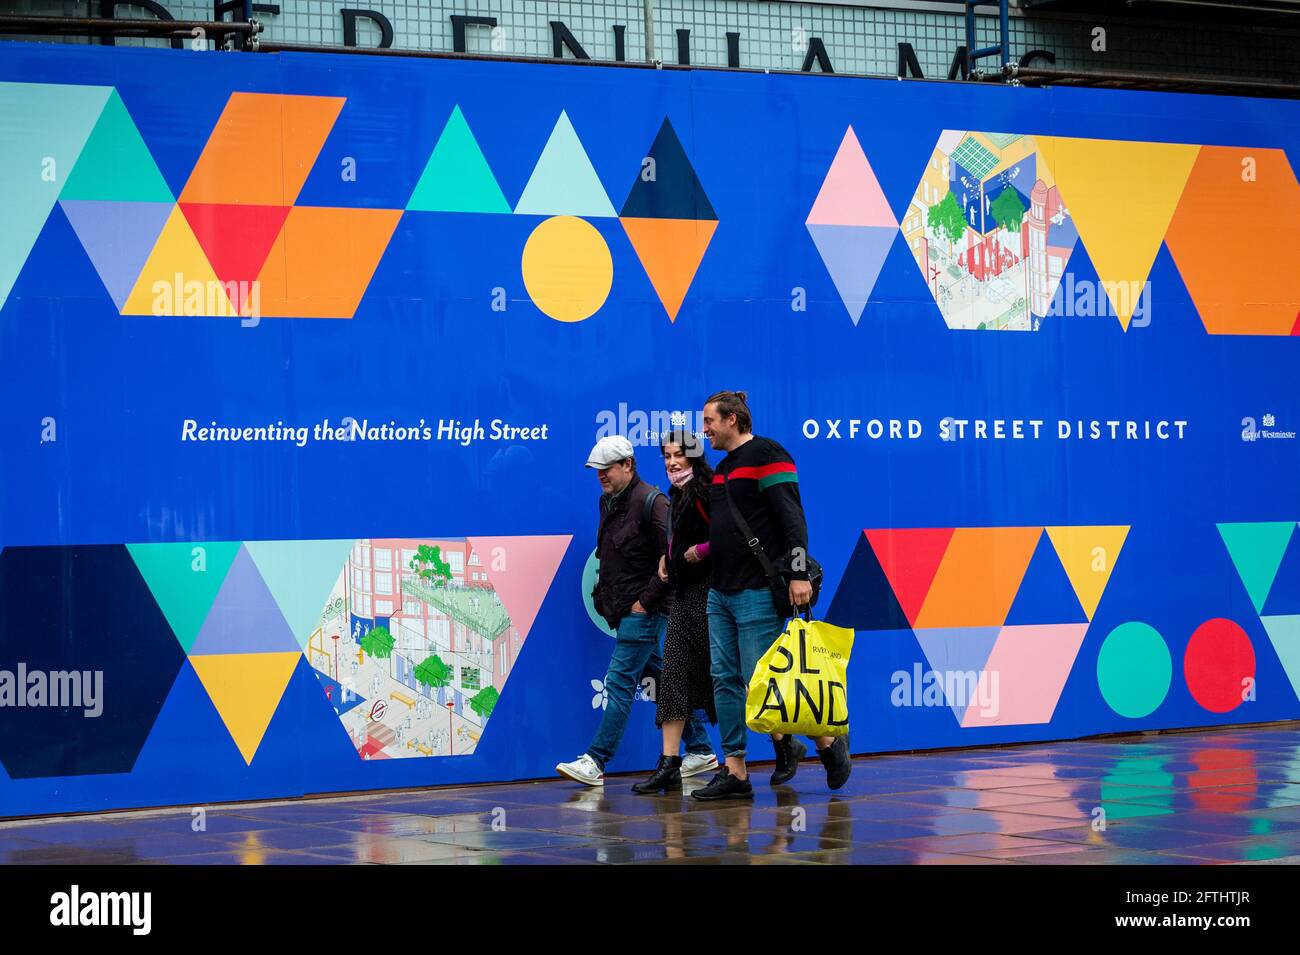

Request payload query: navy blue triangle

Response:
[1262,524,1300,616]
[1005,531,1088,626]
[620,118,716,220]
[823,532,910,632]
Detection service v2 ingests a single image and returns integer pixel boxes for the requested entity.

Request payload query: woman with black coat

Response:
[632,429,720,794]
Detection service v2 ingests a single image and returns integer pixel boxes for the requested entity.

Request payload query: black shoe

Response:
[690,767,754,801]
[632,754,682,794]
[817,736,852,791]
[770,735,807,786]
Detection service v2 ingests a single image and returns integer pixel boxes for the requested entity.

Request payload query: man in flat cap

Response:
[556,436,716,786]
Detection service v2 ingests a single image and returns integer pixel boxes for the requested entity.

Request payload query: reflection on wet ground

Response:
[4,725,1300,864]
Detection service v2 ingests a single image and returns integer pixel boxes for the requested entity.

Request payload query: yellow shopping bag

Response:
[745,617,853,737]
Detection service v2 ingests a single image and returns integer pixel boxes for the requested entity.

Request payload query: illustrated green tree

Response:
[360,626,395,659]
[409,544,453,589]
[469,686,499,720]
[414,653,453,689]
[990,188,1027,233]
[928,191,967,249]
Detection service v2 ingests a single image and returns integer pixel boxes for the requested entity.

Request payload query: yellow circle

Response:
[521,215,613,323]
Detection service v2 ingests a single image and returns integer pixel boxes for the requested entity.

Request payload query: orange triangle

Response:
[180,93,344,206]
[619,217,717,321]
[915,527,1043,629]
[256,206,402,318]
[866,528,954,627]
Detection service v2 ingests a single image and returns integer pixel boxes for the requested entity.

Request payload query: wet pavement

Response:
[4,724,1300,864]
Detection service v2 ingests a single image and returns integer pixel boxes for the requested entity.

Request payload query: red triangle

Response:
[865,528,954,627]
[180,202,290,304]
[1291,309,1300,335]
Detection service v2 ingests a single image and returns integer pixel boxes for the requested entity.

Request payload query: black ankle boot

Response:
[632,754,682,794]
[770,735,807,786]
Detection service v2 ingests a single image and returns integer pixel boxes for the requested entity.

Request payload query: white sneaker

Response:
[556,754,604,786]
[681,752,719,778]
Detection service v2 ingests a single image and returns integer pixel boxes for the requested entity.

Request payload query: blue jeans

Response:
[708,587,785,758]
[587,611,712,769]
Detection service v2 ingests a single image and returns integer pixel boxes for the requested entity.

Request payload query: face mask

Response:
[668,468,694,488]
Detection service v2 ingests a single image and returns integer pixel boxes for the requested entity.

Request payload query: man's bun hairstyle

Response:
[705,390,753,434]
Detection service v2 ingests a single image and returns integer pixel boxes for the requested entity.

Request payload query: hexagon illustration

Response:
[902,131,1080,332]
[0,545,186,779]
[303,536,569,759]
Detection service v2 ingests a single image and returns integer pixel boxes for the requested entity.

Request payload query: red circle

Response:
[1184,618,1255,714]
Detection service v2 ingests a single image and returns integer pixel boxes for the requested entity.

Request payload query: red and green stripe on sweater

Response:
[713,461,798,491]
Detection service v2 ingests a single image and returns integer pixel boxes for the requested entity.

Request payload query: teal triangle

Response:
[1261,615,1300,703]
[1005,531,1088,626]
[513,111,615,217]
[1262,525,1300,617]
[61,90,173,203]
[243,539,357,649]
[1218,522,1296,614]
[406,105,509,213]
[126,541,243,653]
[0,81,113,311]
[913,627,1001,724]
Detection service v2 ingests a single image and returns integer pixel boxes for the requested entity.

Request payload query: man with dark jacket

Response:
[556,436,716,786]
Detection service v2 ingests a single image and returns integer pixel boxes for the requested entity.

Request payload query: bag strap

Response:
[640,486,662,527]
[721,475,782,588]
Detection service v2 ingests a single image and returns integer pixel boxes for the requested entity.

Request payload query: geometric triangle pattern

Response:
[1043,525,1130,621]
[1166,147,1300,336]
[243,539,358,649]
[0,81,112,313]
[864,527,953,628]
[1035,136,1199,330]
[913,626,1000,724]
[189,545,300,656]
[900,129,1287,333]
[120,204,226,316]
[60,89,172,203]
[1262,525,1300,618]
[807,126,897,325]
[407,104,511,214]
[514,110,615,218]
[188,652,302,765]
[618,117,718,322]
[1260,616,1300,708]
[961,623,1089,727]
[827,525,1128,728]
[126,540,242,654]
[465,535,571,641]
[59,198,173,311]
[1218,521,1296,615]
[1005,531,1089,626]
[914,526,1042,629]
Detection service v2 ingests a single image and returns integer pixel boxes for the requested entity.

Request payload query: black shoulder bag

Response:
[722,476,822,618]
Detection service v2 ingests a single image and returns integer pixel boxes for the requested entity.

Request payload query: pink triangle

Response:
[961,623,1088,728]
[806,127,897,228]
[467,536,571,640]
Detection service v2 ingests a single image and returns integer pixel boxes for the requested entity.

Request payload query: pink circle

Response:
[1184,618,1255,714]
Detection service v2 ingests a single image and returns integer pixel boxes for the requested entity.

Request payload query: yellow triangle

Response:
[189,652,300,764]
[1036,137,1199,330]
[121,204,228,315]
[1045,526,1130,620]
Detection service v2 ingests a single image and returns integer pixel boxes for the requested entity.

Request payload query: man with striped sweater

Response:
[691,390,851,800]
